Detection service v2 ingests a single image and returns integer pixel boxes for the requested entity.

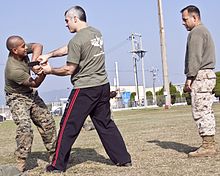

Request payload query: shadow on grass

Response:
[67,147,113,169]
[26,151,48,170]
[27,147,112,170]
[147,140,197,154]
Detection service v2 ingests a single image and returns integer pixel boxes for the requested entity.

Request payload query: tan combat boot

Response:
[188,135,218,157]
[16,157,26,172]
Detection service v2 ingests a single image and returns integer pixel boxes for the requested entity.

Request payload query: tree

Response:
[156,82,181,106]
[146,91,153,105]
[213,71,220,100]
[146,91,153,97]
[169,83,181,104]
[130,92,136,102]
[156,88,165,107]
[130,92,136,107]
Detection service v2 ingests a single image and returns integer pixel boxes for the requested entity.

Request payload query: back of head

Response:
[6,35,23,51]
[64,5,87,22]
[181,5,201,19]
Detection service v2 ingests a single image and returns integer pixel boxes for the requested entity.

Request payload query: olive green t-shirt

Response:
[184,24,215,78]
[4,47,33,94]
[67,26,109,88]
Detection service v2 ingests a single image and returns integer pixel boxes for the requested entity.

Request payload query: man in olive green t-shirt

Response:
[39,6,131,173]
[181,5,217,157]
[4,35,57,172]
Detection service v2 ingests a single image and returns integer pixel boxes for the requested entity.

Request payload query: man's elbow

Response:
[68,69,75,75]
[32,43,43,51]
[37,43,43,51]
[31,83,41,88]
[66,64,77,75]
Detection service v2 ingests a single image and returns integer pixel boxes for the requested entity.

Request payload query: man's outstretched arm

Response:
[38,45,68,64]
[42,62,78,76]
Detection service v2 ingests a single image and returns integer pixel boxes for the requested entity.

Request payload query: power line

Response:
[105,39,129,55]
[107,69,154,73]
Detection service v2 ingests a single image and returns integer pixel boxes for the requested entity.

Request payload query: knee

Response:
[17,120,33,134]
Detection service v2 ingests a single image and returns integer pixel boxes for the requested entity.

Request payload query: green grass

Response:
[1,104,220,176]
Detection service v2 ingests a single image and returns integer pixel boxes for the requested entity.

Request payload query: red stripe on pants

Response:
[52,89,80,166]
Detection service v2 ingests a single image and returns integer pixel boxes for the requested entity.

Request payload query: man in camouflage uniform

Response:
[181,5,217,157]
[4,36,57,172]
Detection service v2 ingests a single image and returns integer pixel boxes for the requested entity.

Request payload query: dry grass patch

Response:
[1,104,220,175]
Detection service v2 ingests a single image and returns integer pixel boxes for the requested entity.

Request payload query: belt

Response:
[5,91,34,96]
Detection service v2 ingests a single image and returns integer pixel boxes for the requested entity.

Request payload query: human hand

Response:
[32,65,43,74]
[184,79,192,92]
[41,62,52,74]
[37,54,50,64]
[183,85,191,93]
[110,91,117,98]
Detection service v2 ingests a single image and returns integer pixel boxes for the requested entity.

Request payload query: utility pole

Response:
[115,61,122,97]
[139,35,147,107]
[150,67,159,105]
[157,0,171,109]
[114,61,123,108]
[129,33,140,105]
[115,61,120,91]
[129,33,147,106]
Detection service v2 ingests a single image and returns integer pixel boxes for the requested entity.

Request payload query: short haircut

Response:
[64,5,87,22]
[180,5,201,19]
[6,35,23,51]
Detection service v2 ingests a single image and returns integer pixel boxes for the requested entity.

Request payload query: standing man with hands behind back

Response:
[181,5,217,157]
[4,36,57,172]
[39,5,131,173]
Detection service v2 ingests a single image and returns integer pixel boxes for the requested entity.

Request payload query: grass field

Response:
[1,104,220,176]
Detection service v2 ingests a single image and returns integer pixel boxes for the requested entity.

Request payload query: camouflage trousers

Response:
[6,91,57,159]
[191,69,216,136]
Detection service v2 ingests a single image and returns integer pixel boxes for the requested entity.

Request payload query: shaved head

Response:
[6,35,24,51]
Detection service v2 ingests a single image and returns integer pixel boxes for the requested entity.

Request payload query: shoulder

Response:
[88,26,102,38]
[6,56,17,69]
[78,26,102,38]
[188,25,209,41]
[190,24,209,35]
[6,56,28,76]
[88,26,101,33]
[6,56,22,68]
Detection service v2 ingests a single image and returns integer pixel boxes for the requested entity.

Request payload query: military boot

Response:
[16,158,26,172]
[188,135,218,157]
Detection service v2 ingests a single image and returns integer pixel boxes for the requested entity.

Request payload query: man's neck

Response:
[10,53,24,61]
[195,20,202,27]
[77,22,88,32]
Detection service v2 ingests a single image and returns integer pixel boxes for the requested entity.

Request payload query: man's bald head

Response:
[6,35,24,51]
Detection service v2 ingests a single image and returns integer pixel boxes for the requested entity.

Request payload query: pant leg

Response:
[90,83,131,165]
[52,88,95,171]
[6,93,33,159]
[191,70,216,136]
[30,93,57,155]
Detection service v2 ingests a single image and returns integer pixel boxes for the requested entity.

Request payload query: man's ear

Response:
[192,14,198,22]
[12,48,17,54]
[74,16,78,23]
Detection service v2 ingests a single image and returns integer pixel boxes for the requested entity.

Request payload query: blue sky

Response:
[0,0,220,102]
